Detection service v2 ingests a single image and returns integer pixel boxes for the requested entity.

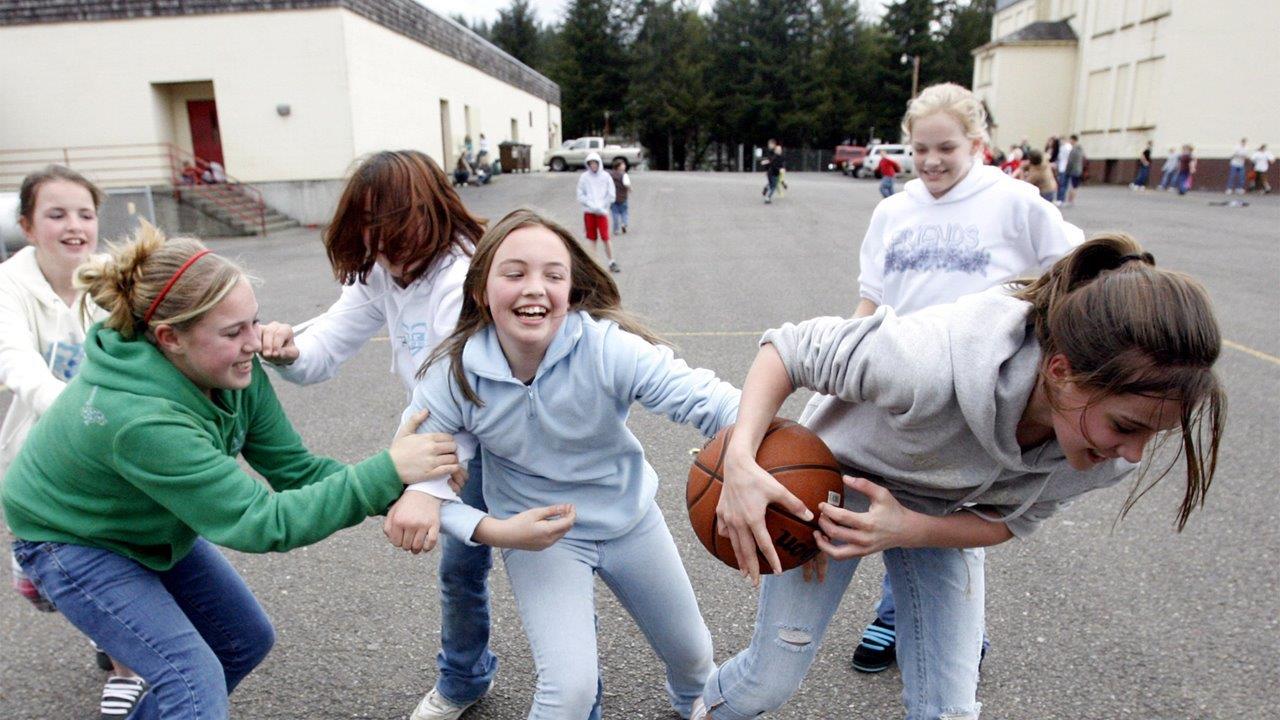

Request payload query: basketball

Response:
[687,417,845,573]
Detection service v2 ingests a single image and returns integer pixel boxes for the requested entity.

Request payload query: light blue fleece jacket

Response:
[404,310,740,544]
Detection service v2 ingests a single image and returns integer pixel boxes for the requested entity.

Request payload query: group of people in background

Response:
[0,82,1231,720]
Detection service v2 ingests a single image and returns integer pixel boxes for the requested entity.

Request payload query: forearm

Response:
[724,344,793,464]
[902,509,1013,549]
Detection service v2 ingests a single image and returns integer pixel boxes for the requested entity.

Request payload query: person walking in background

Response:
[1057,135,1084,207]
[877,151,901,198]
[609,158,632,234]
[761,139,781,204]
[1226,138,1249,194]
[577,151,619,272]
[1176,144,1196,195]
[1130,140,1153,190]
[1053,134,1073,204]
[1249,143,1274,193]
[1158,146,1179,191]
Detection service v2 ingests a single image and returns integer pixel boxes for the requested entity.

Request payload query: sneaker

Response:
[100,676,147,718]
[980,636,990,670]
[621,225,627,234]
[764,197,771,204]
[851,617,896,673]
[608,261,621,273]
[410,687,476,720]
[690,695,709,720]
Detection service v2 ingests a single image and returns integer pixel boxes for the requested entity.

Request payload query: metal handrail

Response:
[0,142,267,236]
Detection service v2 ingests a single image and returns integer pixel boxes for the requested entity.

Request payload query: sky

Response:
[417,0,884,27]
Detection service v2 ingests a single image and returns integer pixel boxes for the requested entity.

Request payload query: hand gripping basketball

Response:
[687,418,844,579]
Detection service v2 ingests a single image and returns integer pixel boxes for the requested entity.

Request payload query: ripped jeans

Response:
[703,536,985,719]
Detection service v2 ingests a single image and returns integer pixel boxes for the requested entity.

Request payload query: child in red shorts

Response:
[576,151,619,273]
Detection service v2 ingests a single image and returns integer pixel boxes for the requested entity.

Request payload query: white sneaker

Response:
[690,696,709,720]
[409,688,475,720]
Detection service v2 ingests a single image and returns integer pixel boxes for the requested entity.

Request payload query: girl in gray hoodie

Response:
[694,234,1225,720]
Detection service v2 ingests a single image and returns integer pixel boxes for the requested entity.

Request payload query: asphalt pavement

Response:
[1,171,1276,719]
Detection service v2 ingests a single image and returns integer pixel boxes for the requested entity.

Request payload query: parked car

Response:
[831,145,867,175]
[857,144,914,178]
[543,137,644,172]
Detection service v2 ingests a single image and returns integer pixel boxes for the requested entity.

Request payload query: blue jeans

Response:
[876,553,990,651]
[12,538,274,719]
[1132,165,1149,187]
[764,174,779,199]
[1158,167,1177,189]
[610,201,629,232]
[1227,164,1246,191]
[1055,171,1071,202]
[703,494,984,720]
[879,176,896,198]
[502,503,712,719]
[435,454,499,705]
[1176,170,1190,194]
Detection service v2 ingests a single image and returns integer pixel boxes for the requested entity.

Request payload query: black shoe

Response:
[608,261,621,273]
[851,617,896,673]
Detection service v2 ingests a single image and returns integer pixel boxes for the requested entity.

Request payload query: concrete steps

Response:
[178,184,299,235]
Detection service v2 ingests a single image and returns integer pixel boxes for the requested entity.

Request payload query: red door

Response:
[187,100,224,166]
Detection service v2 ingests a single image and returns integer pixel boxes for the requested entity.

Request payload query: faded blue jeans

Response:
[1227,164,1246,192]
[12,537,275,719]
[502,502,713,719]
[703,496,985,719]
[610,201,629,232]
[435,454,499,705]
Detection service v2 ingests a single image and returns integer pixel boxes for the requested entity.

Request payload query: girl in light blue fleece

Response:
[390,208,741,720]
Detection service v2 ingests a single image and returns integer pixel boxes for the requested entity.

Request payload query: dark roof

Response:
[0,0,559,104]
[997,20,1078,43]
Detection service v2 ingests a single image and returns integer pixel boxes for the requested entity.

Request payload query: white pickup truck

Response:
[544,137,644,171]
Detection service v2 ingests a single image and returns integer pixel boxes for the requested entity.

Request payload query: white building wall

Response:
[0,9,356,186]
[341,12,558,173]
[975,44,1077,152]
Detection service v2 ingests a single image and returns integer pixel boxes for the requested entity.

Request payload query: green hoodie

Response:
[2,324,402,570]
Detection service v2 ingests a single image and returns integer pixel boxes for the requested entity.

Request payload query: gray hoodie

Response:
[764,289,1135,537]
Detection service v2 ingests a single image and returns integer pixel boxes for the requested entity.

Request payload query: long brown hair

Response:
[74,222,245,339]
[325,150,485,285]
[419,208,666,405]
[1014,232,1225,530]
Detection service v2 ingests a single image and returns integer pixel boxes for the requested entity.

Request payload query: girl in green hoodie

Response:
[1,224,484,718]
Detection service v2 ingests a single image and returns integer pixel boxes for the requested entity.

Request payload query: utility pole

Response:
[911,54,920,99]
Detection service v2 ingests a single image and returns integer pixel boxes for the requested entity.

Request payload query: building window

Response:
[1129,57,1163,127]
[529,111,534,127]
[1092,0,1119,35]
[1110,64,1131,129]
[1083,69,1110,132]
[977,55,993,87]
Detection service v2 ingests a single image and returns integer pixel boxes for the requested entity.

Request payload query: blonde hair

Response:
[420,208,665,405]
[901,82,990,146]
[75,221,246,339]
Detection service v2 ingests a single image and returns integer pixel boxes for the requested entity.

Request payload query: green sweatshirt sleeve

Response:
[111,415,402,554]
[237,364,371,492]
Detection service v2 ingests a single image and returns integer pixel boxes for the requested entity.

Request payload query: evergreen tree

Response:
[548,0,631,137]
[934,0,995,86]
[490,0,545,69]
[628,1,713,168]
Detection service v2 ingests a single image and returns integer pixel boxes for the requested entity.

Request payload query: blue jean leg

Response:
[1227,165,1246,191]
[876,571,896,624]
[1159,167,1177,189]
[1055,171,1070,201]
[879,176,896,198]
[13,538,274,720]
[610,201,629,232]
[503,503,704,719]
[435,453,499,705]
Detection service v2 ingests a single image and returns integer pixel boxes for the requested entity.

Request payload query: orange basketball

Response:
[687,417,845,573]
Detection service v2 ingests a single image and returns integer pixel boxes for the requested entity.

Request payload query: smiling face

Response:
[158,278,261,395]
[21,179,99,279]
[482,225,572,372]
[910,111,983,198]
[1043,356,1184,470]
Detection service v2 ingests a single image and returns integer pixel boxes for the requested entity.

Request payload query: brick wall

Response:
[0,0,560,104]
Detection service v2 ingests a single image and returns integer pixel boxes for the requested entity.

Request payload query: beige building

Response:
[972,0,1280,188]
[0,1,562,225]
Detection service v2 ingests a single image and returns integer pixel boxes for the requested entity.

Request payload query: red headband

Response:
[142,249,212,325]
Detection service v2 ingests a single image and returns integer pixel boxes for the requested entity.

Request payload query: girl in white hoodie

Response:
[576,152,620,273]
[0,165,146,717]
[695,234,1225,719]
[256,150,504,720]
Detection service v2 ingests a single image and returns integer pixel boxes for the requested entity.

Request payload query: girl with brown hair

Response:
[254,150,502,720]
[389,208,740,719]
[695,233,1225,719]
